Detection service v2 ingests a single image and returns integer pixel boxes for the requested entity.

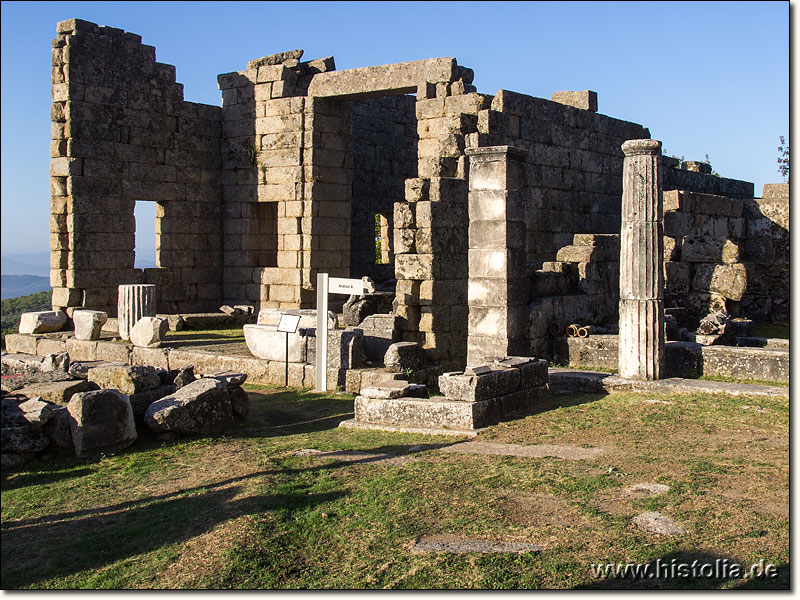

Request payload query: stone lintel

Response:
[306,57,458,98]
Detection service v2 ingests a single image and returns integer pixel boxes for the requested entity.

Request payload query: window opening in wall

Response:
[134,200,157,269]
[374,213,392,265]
[255,202,278,268]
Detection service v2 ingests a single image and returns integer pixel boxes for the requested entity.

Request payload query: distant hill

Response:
[1,252,51,277]
[1,274,52,299]
[1,290,52,348]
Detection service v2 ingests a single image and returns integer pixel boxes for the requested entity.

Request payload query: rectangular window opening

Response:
[134,200,157,270]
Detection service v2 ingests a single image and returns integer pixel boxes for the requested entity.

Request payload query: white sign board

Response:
[277,314,301,334]
[328,277,367,295]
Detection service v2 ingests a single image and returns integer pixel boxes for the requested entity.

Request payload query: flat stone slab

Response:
[338,418,482,438]
[602,376,789,399]
[632,511,686,536]
[624,483,670,498]
[439,441,606,460]
[411,535,541,554]
[11,379,95,405]
[1,370,74,392]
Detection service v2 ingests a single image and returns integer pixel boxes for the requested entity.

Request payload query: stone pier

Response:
[465,146,529,367]
[118,284,156,341]
[618,139,665,380]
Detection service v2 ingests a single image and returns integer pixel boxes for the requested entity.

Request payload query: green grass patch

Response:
[1,387,788,589]
[752,324,789,339]
[699,374,788,388]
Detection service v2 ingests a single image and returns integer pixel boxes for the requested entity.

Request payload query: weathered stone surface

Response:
[203,370,248,387]
[624,483,670,498]
[42,406,74,451]
[41,352,70,373]
[18,397,57,425]
[129,316,168,348]
[358,314,400,362]
[619,139,664,381]
[632,511,686,536]
[438,367,521,402]
[551,90,598,112]
[1,426,49,454]
[73,309,108,340]
[87,364,161,395]
[244,324,308,362]
[2,353,45,375]
[384,342,422,373]
[360,381,411,399]
[307,57,458,97]
[11,379,95,405]
[696,311,730,336]
[247,49,304,70]
[411,535,541,554]
[19,310,67,334]
[118,284,156,341]
[342,292,393,327]
[228,385,250,420]
[129,384,176,423]
[173,365,196,389]
[67,389,137,458]
[692,264,747,301]
[144,378,234,435]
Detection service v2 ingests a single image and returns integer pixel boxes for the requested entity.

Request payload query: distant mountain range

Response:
[2,274,51,299]
[1,252,157,300]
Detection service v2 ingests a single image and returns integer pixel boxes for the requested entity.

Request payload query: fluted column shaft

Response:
[618,139,664,380]
[118,284,156,341]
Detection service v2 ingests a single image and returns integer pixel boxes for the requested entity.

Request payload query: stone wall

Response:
[740,183,789,323]
[349,95,418,281]
[51,19,223,317]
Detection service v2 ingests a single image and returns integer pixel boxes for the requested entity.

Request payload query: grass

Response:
[752,324,789,340]
[698,374,788,388]
[1,386,788,589]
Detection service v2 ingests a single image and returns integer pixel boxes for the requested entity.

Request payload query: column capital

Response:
[621,139,662,157]
[466,146,529,161]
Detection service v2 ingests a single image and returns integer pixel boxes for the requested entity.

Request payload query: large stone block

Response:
[19,311,67,335]
[145,378,234,435]
[67,389,137,458]
[87,364,161,395]
[129,316,168,348]
[358,314,401,362]
[72,309,108,341]
[438,367,521,402]
[691,263,747,301]
[244,324,308,362]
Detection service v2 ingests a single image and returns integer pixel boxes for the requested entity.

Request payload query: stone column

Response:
[618,139,664,380]
[465,146,529,367]
[118,284,156,341]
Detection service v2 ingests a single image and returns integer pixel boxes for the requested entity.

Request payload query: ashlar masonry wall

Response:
[50,19,223,317]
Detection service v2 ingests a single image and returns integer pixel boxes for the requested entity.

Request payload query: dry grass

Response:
[1,385,788,589]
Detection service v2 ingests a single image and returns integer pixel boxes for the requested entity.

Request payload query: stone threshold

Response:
[549,368,789,399]
[338,418,483,437]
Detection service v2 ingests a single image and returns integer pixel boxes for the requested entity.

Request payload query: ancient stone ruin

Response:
[2,18,788,449]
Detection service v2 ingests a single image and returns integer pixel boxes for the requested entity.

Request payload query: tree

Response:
[777,136,789,182]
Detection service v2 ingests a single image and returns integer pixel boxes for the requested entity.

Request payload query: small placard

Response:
[277,314,301,333]
[328,277,366,295]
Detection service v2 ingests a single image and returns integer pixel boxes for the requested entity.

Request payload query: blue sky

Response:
[0,1,789,258]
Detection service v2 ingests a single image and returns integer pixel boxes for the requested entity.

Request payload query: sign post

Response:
[277,314,301,387]
[314,273,374,392]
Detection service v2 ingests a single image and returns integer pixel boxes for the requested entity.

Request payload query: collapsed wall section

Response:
[50,19,223,317]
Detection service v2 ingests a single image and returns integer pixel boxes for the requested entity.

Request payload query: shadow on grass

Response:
[1,467,95,491]
[575,550,788,590]
[1,472,346,589]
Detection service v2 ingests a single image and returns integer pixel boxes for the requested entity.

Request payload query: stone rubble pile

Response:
[1,348,250,467]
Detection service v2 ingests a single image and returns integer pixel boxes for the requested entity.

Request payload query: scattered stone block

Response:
[228,385,250,420]
[624,483,670,498]
[173,365,196,389]
[73,310,108,340]
[12,379,95,405]
[411,535,541,554]
[357,314,400,362]
[42,406,74,452]
[551,90,598,112]
[18,397,57,425]
[632,511,686,536]
[129,316,168,348]
[41,352,70,373]
[438,368,521,402]
[19,311,67,335]
[67,389,137,458]
[342,292,393,326]
[144,378,234,436]
[384,342,422,373]
[203,370,248,387]
[87,364,162,395]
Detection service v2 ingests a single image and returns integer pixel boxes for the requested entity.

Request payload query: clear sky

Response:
[0,0,789,256]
